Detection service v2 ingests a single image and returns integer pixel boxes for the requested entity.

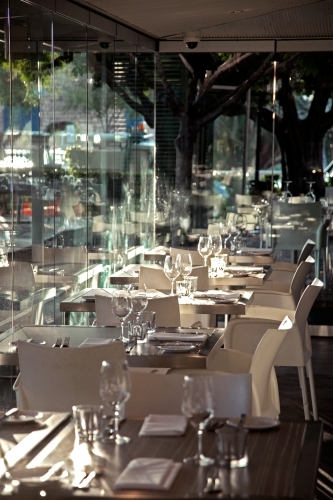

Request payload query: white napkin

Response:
[139,414,187,437]
[226,266,263,272]
[79,338,114,347]
[149,332,206,342]
[194,290,240,299]
[114,457,181,490]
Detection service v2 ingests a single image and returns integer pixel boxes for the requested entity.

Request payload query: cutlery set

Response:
[52,337,70,348]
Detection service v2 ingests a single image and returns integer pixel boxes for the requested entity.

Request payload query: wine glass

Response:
[198,235,213,266]
[181,375,215,466]
[112,289,132,343]
[99,359,131,444]
[219,221,228,249]
[130,285,148,322]
[305,181,316,202]
[176,253,193,278]
[210,234,222,257]
[280,181,293,202]
[163,255,180,295]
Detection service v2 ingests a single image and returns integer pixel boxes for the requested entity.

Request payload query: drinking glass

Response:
[176,253,193,278]
[198,235,213,266]
[305,181,316,202]
[99,360,131,444]
[112,289,132,343]
[210,234,222,257]
[130,285,148,322]
[181,375,215,466]
[280,181,293,202]
[163,255,180,295]
[219,221,228,249]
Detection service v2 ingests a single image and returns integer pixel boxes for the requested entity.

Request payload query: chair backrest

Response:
[95,293,120,326]
[297,239,315,265]
[294,278,323,345]
[290,256,315,304]
[145,295,180,327]
[139,265,171,289]
[249,317,291,417]
[170,248,204,266]
[187,266,209,291]
[126,371,252,418]
[14,341,125,411]
[235,194,261,207]
[315,219,330,250]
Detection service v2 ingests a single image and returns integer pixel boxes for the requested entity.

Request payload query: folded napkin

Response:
[194,290,240,300]
[242,247,273,255]
[114,457,181,490]
[79,338,114,347]
[139,414,187,437]
[149,332,206,342]
[226,266,263,272]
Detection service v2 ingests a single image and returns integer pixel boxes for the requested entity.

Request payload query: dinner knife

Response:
[0,407,19,424]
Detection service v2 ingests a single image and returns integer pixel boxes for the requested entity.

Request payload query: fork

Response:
[53,338,62,347]
[60,337,70,348]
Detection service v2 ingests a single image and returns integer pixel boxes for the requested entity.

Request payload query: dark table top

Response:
[0,416,322,500]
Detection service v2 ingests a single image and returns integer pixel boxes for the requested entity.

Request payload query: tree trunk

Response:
[174,116,196,193]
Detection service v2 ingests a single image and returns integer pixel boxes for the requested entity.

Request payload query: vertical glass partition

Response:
[0,0,156,332]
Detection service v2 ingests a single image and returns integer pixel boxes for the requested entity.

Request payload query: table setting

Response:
[0,364,322,500]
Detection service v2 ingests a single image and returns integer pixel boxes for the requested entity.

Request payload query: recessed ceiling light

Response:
[230,10,244,13]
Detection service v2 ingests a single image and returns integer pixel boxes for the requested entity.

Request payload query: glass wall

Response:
[0,0,156,331]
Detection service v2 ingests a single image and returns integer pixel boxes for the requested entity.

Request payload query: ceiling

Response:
[74,0,333,42]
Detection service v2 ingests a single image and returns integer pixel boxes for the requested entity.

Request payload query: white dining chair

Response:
[243,256,314,314]
[170,247,205,266]
[170,317,292,418]
[13,340,126,411]
[224,279,323,420]
[139,264,171,290]
[126,371,252,418]
[271,238,315,273]
[144,295,181,327]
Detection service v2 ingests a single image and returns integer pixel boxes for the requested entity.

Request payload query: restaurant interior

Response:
[0,0,332,498]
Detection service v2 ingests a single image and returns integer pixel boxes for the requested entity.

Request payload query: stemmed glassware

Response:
[181,375,215,466]
[163,255,180,295]
[112,289,132,343]
[99,359,131,444]
[305,181,316,202]
[280,181,293,202]
[210,234,222,257]
[198,235,213,266]
[130,285,148,322]
[219,222,228,249]
[176,253,193,278]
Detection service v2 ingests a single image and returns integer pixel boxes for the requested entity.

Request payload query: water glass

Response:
[176,280,190,298]
[72,404,103,442]
[128,320,149,343]
[184,276,198,298]
[140,310,156,333]
[216,425,248,468]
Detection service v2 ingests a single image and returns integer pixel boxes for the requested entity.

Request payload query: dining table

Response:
[59,287,254,324]
[0,324,224,370]
[144,246,276,265]
[109,263,271,288]
[34,262,104,288]
[0,410,322,500]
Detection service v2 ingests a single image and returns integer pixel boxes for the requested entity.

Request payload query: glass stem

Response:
[204,257,207,266]
[120,321,124,341]
[197,427,204,458]
[171,280,174,295]
[114,404,120,435]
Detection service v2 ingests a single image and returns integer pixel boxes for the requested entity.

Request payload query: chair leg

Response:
[298,367,310,420]
[306,360,318,420]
